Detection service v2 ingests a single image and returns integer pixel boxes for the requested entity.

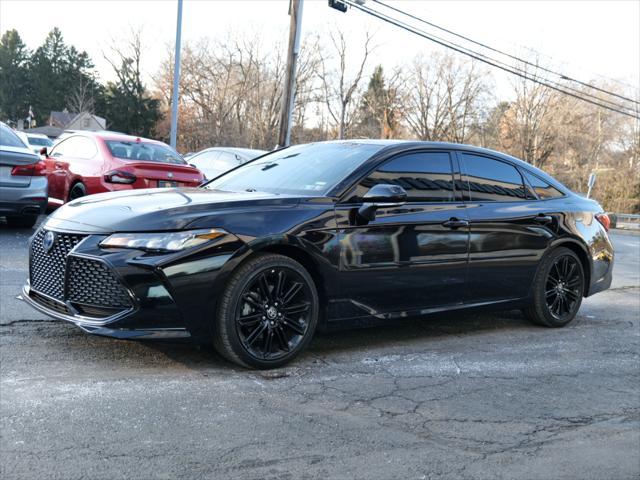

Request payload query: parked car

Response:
[15,131,54,154]
[0,122,48,228]
[41,131,205,208]
[187,147,267,180]
[23,141,613,368]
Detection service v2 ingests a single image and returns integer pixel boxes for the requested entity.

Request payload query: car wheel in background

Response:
[213,253,319,369]
[68,182,87,201]
[523,247,585,327]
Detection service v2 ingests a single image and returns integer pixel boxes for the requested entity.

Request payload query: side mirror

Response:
[189,163,196,169]
[39,147,48,156]
[358,184,407,221]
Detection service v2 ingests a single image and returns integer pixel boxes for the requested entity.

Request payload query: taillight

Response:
[595,213,611,232]
[104,170,137,184]
[11,161,47,176]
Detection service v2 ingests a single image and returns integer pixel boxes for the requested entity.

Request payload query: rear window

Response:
[522,169,564,199]
[0,124,27,148]
[106,140,185,165]
[28,136,53,147]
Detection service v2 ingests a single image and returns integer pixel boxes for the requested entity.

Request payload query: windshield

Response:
[28,136,53,147]
[106,140,185,165]
[204,142,383,196]
[0,124,28,148]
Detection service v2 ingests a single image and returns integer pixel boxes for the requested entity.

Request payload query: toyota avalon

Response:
[23,141,614,368]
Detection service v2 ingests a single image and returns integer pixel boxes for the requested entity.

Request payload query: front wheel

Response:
[213,253,319,369]
[523,247,585,327]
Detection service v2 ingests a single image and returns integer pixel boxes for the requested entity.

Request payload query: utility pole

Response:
[277,0,304,148]
[169,0,183,149]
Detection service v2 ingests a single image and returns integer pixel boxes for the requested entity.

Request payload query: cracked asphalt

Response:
[1,218,639,480]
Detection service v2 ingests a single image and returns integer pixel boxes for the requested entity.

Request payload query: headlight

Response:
[100,229,228,252]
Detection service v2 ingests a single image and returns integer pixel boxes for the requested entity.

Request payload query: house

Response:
[28,110,107,139]
[50,110,106,132]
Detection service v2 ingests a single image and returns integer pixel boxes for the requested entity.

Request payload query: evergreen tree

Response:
[103,34,161,136]
[29,28,101,124]
[0,29,31,122]
[356,65,401,139]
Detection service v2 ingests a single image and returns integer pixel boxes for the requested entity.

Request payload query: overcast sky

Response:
[2,0,639,97]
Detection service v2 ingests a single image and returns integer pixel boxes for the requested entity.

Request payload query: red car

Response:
[42,132,205,208]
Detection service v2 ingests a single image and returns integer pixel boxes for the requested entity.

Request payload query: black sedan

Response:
[23,141,614,368]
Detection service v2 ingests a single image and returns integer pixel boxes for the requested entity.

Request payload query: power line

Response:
[361,0,638,113]
[370,0,640,106]
[340,0,640,119]
[346,0,638,116]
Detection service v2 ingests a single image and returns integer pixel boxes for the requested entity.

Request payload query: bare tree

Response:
[403,53,486,143]
[66,77,95,113]
[318,30,374,139]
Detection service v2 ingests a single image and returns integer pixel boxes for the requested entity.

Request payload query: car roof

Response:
[198,147,267,156]
[303,139,566,192]
[63,130,167,146]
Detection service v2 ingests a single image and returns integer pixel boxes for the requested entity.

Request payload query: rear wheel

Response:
[5,215,37,228]
[68,182,87,201]
[523,247,585,327]
[213,253,318,369]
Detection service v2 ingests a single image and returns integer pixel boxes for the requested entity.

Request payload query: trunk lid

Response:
[0,146,41,188]
[122,162,203,187]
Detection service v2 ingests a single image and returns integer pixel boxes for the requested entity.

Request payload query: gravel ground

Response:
[1,219,638,480]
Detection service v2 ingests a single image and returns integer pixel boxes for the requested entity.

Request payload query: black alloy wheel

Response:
[545,254,582,320]
[69,182,87,201]
[213,253,318,368]
[523,247,585,327]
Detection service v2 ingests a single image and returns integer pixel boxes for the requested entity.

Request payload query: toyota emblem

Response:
[42,231,56,253]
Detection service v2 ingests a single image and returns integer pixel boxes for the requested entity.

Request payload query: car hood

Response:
[44,188,304,234]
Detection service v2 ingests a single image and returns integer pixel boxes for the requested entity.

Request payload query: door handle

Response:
[534,214,553,224]
[442,218,469,229]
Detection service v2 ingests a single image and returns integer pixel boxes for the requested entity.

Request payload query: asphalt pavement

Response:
[1,218,639,480]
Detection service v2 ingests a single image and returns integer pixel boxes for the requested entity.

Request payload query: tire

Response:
[68,182,87,202]
[213,253,319,369]
[5,215,38,228]
[523,247,585,327]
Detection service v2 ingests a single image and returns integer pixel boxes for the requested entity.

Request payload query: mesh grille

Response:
[66,257,132,309]
[29,290,71,316]
[30,229,85,300]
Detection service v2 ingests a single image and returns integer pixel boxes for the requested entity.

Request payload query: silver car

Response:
[0,122,48,228]
[187,147,267,180]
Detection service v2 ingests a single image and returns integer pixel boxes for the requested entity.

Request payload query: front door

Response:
[333,150,470,320]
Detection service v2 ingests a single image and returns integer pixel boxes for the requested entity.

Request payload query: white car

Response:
[15,131,54,154]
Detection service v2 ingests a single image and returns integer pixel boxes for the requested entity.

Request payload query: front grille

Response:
[66,257,132,309]
[30,229,85,300]
[29,229,134,319]
[30,290,71,316]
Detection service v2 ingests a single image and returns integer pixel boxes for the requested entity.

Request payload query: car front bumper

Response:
[21,226,244,341]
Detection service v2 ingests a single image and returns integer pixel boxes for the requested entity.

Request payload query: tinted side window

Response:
[216,152,241,170]
[461,154,527,201]
[74,137,97,159]
[191,151,220,169]
[522,169,564,199]
[355,152,455,202]
[50,138,74,157]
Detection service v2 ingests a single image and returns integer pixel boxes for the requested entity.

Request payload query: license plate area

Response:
[158,180,178,188]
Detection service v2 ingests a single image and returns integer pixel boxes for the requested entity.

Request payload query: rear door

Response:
[458,152,554,303]
[334,150,470,319]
